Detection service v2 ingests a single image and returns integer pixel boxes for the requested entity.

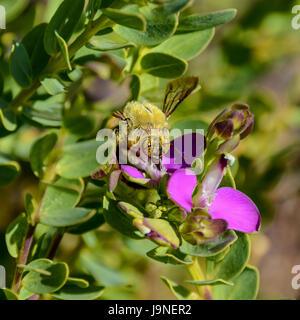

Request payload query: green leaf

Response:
[209,232,250,281]
[41,78,65,95]
[63,114,96,137]
[102,8,146,31]
[22,23,50,78]
[86,40,135,52]
[177,9,237,33]
[68,209,105,234]
[24,193,36,223]
[0,288,19,300]
[22,259,69,294]
[67,277,89,288]
[22,94,65,127]
[186,279,233,286]
[79,251,125,287]
[147,246,193,265]
[179,230,237,257]
[40,177,84,214]
[44,0,85,55]
[0,0,29,23]
[0,73,3,95]
[140,73,159,93]
[10,41,32,88]
[103,197,144,239]
[153,28,214,61]
[129,74,141,100]
[0,98,17,131]
[87,0,103,19]
[153,0,192,16]
[5,213,28,258]
[40,207,96,227]
[141,52,187,78]
[0,152,20,186]
[212,266,259,300]
[52,281,104,300]
[17,264,52,276]
[29,132,58,177]
[31,225,57,260]
[55,31,72,71]
[56,140,104,179]
[115,5,177,46]
[161,276,198,300]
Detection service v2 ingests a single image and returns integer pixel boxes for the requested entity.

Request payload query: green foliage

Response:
[141,53,187,78]
[147,246,193,265]
[0,98,17,132]
[208,232,250,281]
[44,0,85,54]
[0,288,19,300]
[0,0,265,301]
[0,152,20,185]
[10,41,32,88]
[212,266,259,300]
[22,259,69,294]
[22,94,65,127]
[40,177,84,214]
[153,28,214,61]
[180,230,237,257]
[102,8,146,31]
[41,78,65,96]
[52,281,104,300]
[40,208,96,227]
[161,276,198,300]
[177,9,237,32]
[22,24,50,78]
[114,5,178,46]
[29,132,58,177]
[5,213,28,258]
[55,31,72,71]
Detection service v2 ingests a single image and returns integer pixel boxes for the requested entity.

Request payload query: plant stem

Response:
[186,256,206,297]
[11,225,35,293]
[186,256,213,300]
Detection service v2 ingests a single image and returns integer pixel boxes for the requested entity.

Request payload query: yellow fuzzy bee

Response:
[113,77,199,164]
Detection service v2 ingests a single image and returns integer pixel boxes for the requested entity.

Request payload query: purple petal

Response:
[167,169,197,212]
[121,165,146,179]
[208,187,261,233]
[162,133,205,173]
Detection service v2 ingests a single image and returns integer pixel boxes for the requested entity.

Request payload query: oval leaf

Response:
[153,28,214,61]
[44,0,85,54]
[10,41,32,88]
[29,132,58,178]
[141,52,187,78]
[177,9,237,33]
[40,207,95,227]
[22,259,69,294]
[102,8,146,31]
[5,213,28,258]
[212,266,259,300]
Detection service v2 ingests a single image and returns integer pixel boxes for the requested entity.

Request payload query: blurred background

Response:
[0,0,300,299]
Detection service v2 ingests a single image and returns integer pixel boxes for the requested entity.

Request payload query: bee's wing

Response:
[113,110,126,120]
[163,77,198,118]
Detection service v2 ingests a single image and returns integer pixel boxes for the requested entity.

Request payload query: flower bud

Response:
[179,215,228,245]
[210,103,254,142]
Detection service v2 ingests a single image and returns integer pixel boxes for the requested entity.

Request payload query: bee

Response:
[113,77,199,165]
